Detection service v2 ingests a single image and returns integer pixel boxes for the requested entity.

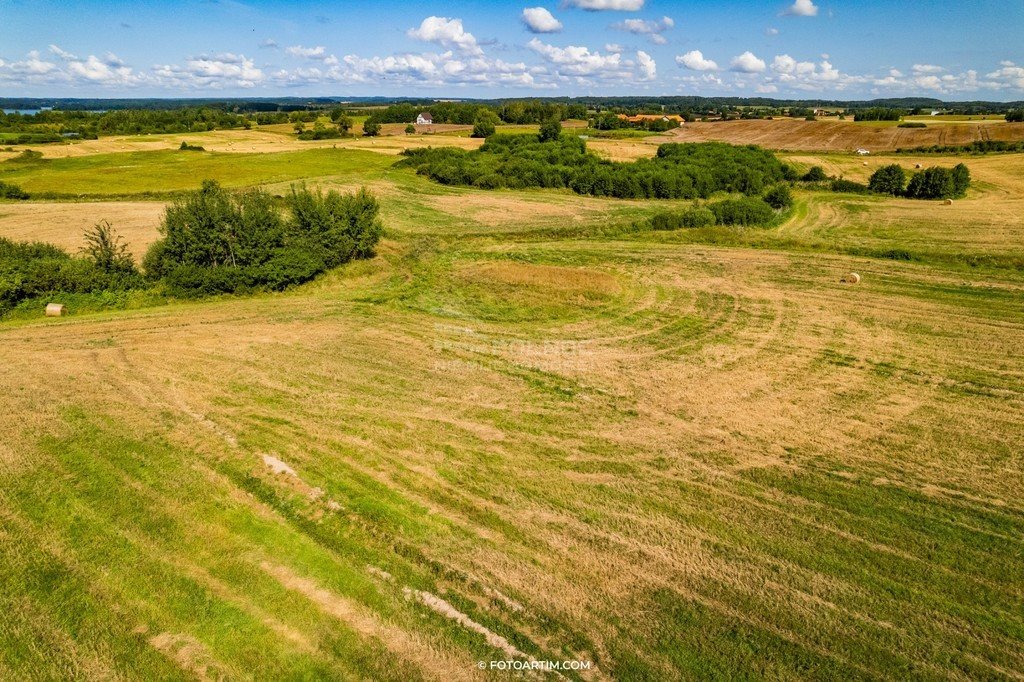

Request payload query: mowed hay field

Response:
[663,117,1024,151]
[1,128,1023,679]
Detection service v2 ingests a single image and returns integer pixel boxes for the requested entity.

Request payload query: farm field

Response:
[662,117,1024,151]
[1,126,1023,679]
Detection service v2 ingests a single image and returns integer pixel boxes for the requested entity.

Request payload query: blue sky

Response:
[1,0,1022,99]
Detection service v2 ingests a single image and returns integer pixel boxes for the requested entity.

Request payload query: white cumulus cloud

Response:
[636,50,656,80]
[676,50,718,71]
[563,0,645,10]
[522,7,563,33]
[783,0,818,16]
[407,16,483,56]
[611,16,673,44]
[730,51,766,73]
[286,45,329,60]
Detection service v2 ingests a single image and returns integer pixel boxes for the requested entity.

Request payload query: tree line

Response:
[799,163,971,200]
[363,101,587,129]
[0,107,253,139]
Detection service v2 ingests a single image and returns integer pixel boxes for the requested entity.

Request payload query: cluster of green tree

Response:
[179,141,205,151]
[1,181,384,317]
[291,111,356,140]
[897,122,927,128]
[1005,110,1024,123]
[800,162,970,199]
[853,108,905,121]
[590,113,686,132]
[0,222,142,317]
[867,163,971,199]
[399,133,788,200]
[0,181,30,199]
[144,181,382,295]
[893,140,1024,154]
[650,191,788,231]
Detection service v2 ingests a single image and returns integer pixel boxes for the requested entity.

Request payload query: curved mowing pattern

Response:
[1,236,1022,679]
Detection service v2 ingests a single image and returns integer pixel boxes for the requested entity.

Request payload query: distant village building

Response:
[616,114,684,126]
[416,112,433,125]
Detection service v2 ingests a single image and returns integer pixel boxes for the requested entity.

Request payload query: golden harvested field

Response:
[0,201,166,257]
[663,118,1024,151]
[1,126,1023,679]
[0,126,485,161]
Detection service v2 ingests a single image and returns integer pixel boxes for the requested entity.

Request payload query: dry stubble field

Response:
[1,122,1023,680]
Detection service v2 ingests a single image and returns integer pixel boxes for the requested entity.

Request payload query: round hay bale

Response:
[944,198,953,205]
[45,303,65,317]
[915,163,922,169]
[862,161,868,166]
[840,272,861,284]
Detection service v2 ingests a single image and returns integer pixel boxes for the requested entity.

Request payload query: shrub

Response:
[897,122,927,128]
[876,248,912,261]
[0,232,142,316]
[951,163,971,197]
[539,119,562,142]
[762,184,793,209]
[802,166,828,182]
[148,180,382,294]
[1005,110,1024,123]
[297,124,343,140]
[830,178,870,194]
[287,185,383,266]
[405,124,416,134]
[82,220,136,275]
[363,120,381,137]
[650,207,716,231]
[472,119,496,139]
[471,110,500,139]
[0,181,29,200]
[893,140,1024,154]
[179,141,205,151]
[868,164,906,195]
[141,238,168,280]
[708,197,775,226]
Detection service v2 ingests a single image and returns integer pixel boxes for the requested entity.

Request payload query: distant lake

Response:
[3,109,107,115]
